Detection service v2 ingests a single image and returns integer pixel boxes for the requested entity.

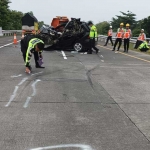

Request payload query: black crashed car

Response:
[40,18,91,52]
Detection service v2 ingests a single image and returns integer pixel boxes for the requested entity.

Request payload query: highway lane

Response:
[0,40,150,150]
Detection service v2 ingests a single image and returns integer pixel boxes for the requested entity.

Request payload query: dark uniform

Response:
[20,35,44,68]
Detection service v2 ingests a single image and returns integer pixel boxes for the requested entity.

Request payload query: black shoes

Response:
[104,44,107,46]
[36,65,45,68]
[96,49,99,54]
[112,49,115,51]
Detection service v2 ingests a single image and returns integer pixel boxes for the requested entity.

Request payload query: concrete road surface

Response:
[0,36,150,150]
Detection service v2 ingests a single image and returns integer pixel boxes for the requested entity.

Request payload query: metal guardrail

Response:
[98,35,150,46]
[1,30,22,36]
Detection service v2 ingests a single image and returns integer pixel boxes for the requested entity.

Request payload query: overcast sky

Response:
[9,0,150,25]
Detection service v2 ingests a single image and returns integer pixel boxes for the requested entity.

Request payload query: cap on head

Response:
[87,21,93,25]
[110,26,112,28]
[120,23,124,26]
[141,29,144,31]
[126,23,130,27]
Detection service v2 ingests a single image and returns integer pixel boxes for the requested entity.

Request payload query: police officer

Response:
[104,26,113,46]
[20,34,45,74]
[112,23,124,52]
[87,21,99,54]
[123,23,132,53]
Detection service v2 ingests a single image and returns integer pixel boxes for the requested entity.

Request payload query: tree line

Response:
[0,0,149,37]
[0,0,45,30]
[96,11,150,37]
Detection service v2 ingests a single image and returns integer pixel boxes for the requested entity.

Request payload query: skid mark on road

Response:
[30,144,93,150]
[31,71,43,76]
[31,79,41,96]
[18,77,28,85]
[5,86,19,107]
[23,97,31,108]
[11,74,22,78]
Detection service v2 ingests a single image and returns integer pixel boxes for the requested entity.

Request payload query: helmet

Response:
[87,21,93,25]
[110,26,112,28]
[120,23,124,26]
[126,23,130,26]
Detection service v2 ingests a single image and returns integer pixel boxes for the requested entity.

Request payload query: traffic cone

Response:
[13,33,17,45]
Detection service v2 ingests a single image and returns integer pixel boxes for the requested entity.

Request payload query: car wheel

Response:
[74,43,83,52]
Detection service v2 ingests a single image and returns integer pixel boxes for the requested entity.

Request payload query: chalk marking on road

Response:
[98,45,150,63]
[31,79,41,96]
[18,77,28,85]
[11,74,22,78]
[100,55,104,58]
[23,97,31,108]
[30,144,93,150]
[31,71,43,76]
[0,40,21,49]
[5,86,19,107]
[61,50,67,59]
[101,60,104,62]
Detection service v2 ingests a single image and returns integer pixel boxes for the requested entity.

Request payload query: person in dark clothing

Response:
[20,34,45,74]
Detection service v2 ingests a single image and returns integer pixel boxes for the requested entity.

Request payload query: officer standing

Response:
[123,23,132,53]
[112,23,124,52]
[87,21,99,54]
[104,26,113,46]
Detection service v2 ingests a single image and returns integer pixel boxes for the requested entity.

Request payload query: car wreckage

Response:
[38,18,91,52]
[22,14,92,52]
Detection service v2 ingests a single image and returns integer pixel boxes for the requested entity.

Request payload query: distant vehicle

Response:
[21,13,39,35]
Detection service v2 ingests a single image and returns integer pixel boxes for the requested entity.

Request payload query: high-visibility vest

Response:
[124,29,131,39]
[89,25,98,38]
[117,28,124,38]
[108,29,112,36]
[138,33,145,41]
[139,41,149,49]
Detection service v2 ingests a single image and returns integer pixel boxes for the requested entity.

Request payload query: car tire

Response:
[73,43,83,52]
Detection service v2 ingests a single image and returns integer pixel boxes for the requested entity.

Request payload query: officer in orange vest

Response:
[112,23,124,52]
[123,23,132,53]
[134,29,146,49]
[104,26,113,46]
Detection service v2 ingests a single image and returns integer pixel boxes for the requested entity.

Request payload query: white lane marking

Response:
[31,71,43,76]
[61,50,67,59]
[0,40,21,49]
[5,86,19,107]
[31,79,41,96]
[18,77,28,85]
[23,97,31,108]
[11,74,22,78]
[30,144,93,150]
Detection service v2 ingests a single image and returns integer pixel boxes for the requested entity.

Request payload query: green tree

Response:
[0,0,11,29]
[111,11,137,31]
[140,16,150,37]
[96,21,110,35]
[9,10,23,29]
